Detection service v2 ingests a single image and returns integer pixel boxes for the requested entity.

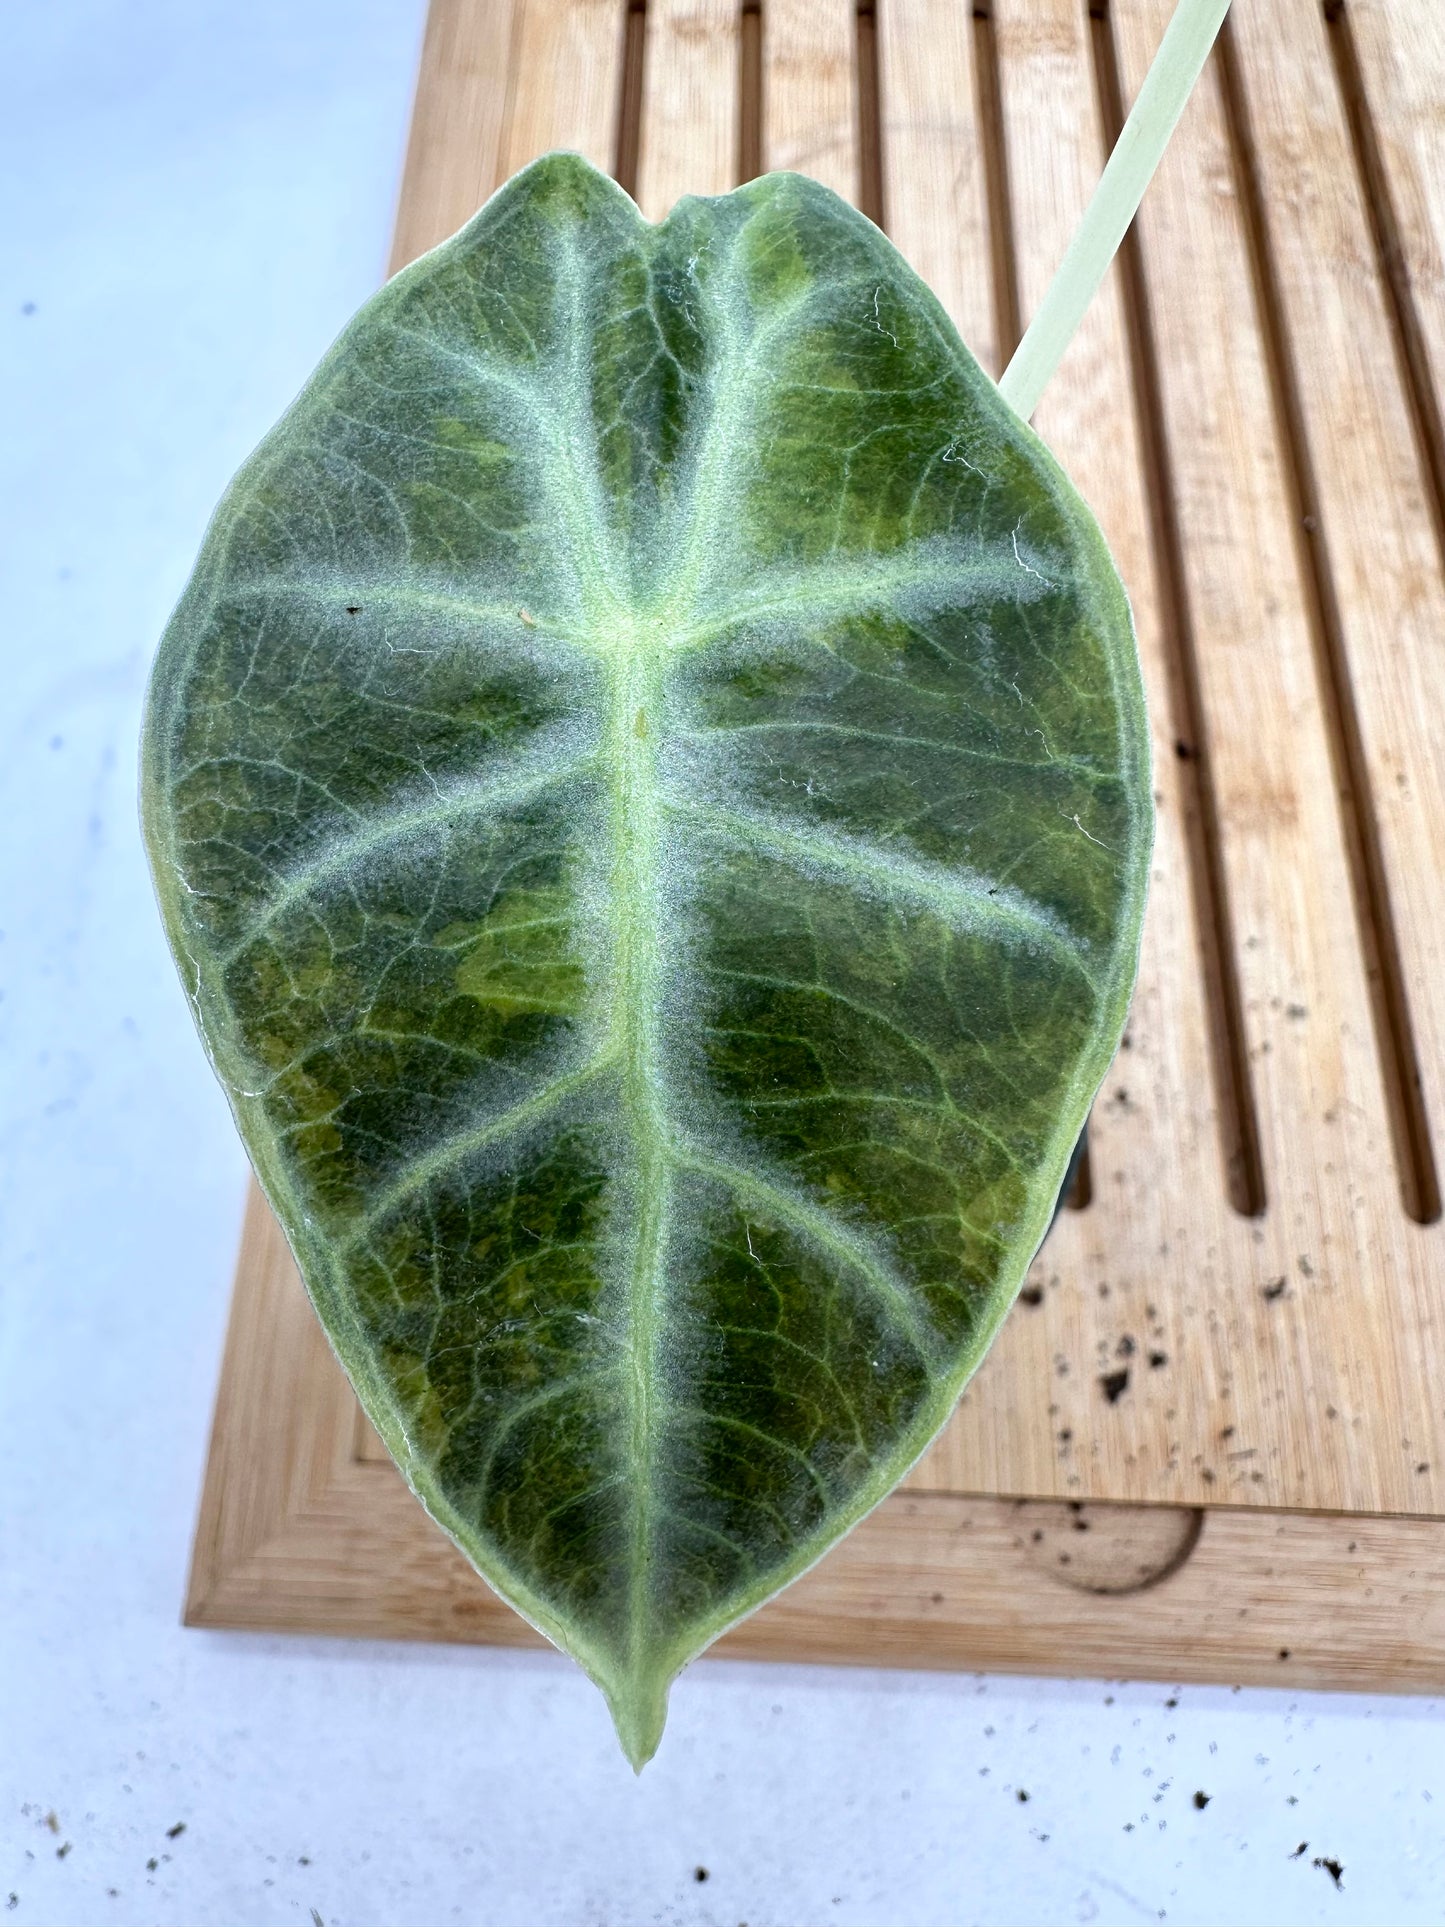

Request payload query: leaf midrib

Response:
[604,635,672,1668]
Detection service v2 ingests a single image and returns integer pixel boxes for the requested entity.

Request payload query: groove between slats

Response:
[613,0,648,198]
[856,0,885,226]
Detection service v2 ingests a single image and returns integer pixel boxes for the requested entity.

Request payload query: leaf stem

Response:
[997,0,1232,421]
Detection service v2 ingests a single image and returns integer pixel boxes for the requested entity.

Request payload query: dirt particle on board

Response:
[43,1814,59,1835]
[311,1911,325,1927]
[1149,1350,1168,1369]
[1116,1334,1136,1357]
[1100,1368,1130,1404]
[1019,1284,1044,1307]
[343,605,362,616]
[146,1859,158,1873]
[1314,1856,1344,1889]
[1417,1462,1431,1475]
[1262,1277,1288,1302]
[1290,1842,1309,1859]
[694,1867,709,1882]
[165,1824,186,1841]
[1286,1002,1308,1019]
[1193,1791,1211,1810]
[56,1843,71,1861]
[1278,1648,1291,1660]
[6,1896,16,1912]
[1016,1789,1030,1803]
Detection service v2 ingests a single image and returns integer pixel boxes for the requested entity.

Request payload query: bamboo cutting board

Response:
[187,0,1445,1688]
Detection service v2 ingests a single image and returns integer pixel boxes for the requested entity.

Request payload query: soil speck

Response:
[166,1824,185,1840]
[1193,1791,1211,1810]
[1262,1278,1288,1302]
[1100,1367,1130,1404]
[1019,1284,1044,1308]
[694,1867,709,1883]
[1314,1856,1344,1889]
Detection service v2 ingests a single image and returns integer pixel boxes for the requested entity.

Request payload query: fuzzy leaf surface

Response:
[143,155,1151,1763]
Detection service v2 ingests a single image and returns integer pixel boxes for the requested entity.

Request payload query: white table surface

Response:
[3,4,1443,1922]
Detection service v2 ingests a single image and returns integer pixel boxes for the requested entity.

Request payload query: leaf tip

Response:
[606,1674,671,1772]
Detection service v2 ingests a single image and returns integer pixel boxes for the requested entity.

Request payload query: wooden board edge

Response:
[186,1456,1445,1697]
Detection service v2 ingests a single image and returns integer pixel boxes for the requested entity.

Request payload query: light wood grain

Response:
[387,0,521,272]
[497,0,622,178]
[878,0,996,373]
[636,0,739,217]
[194,0,1445,1681]
[1347,0,1445,520]
[761,0,857,201]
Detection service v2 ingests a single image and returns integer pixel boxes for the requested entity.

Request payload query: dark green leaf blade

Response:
[142,153,1151,1765]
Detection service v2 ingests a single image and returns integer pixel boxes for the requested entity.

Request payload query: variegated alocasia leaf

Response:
[143,152,1150,1765]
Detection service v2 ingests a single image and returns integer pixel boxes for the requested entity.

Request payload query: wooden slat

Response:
[878,0,996,372]
[636,0,739,218]
[1345,0,1445,539]
[387,0,521,271]
[497,0,623,177]
[189,1211,1445,1698]
[1225,0,1445,1224]
[762,0,857,200]
[389,0,622,273]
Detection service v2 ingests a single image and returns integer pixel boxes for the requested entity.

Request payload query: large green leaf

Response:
[143,153,1150,1764]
